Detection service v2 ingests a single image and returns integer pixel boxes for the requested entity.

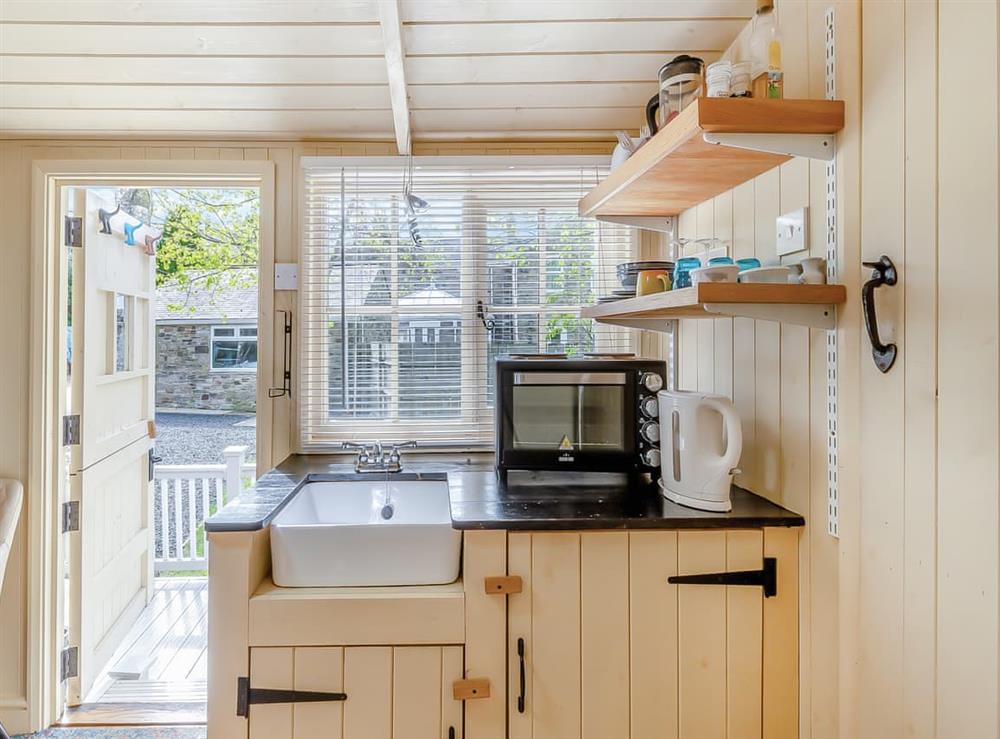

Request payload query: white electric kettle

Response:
[657,390,742,512]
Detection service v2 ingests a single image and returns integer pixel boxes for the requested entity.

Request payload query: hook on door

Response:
[861,255,898,373]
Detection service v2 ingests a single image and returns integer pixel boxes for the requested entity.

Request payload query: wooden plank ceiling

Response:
[0,0,753,141]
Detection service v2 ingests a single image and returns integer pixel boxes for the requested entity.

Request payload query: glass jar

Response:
[658,55,705,125]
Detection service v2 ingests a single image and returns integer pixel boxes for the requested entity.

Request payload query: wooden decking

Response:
[85,577,208,707]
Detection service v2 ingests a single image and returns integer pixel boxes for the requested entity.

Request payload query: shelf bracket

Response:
[594,215,675,233]
[702,303,837,330]
[595,317,679,332]
[703,132,836,161]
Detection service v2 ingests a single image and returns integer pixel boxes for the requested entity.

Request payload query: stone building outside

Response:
[156,271,257,412]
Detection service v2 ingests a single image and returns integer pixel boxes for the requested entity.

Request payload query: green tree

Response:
[118,188,259,313]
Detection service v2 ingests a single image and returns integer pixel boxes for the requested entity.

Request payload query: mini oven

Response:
[495,357,666,480]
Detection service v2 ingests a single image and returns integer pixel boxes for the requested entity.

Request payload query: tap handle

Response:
[392,441,418,451]
[342,441,367,450]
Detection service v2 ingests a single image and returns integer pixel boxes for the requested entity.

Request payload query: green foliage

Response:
[118,188,260,298]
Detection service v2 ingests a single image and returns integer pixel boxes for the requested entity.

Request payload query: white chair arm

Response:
[0,479,24,593]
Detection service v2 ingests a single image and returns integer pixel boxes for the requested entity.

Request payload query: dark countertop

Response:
[205,454,804,533]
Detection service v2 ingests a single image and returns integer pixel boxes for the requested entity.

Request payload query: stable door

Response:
[63,187,157,703]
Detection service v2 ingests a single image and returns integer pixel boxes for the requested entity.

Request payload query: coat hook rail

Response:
[268,310,293,398]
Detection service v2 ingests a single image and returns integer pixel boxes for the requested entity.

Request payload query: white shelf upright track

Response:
[825,7,840,537]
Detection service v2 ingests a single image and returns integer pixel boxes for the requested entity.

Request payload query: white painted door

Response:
[247,646,464,739]
[64,188,156,704]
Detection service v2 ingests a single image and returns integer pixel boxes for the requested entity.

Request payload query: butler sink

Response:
[269,475,461,587]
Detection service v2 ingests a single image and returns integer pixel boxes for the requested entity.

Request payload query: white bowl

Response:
[691,265,740,284]
[738,266,791,284]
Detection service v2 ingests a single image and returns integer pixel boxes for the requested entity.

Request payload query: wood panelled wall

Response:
[0,138,611,732]
[856,1,1000,738]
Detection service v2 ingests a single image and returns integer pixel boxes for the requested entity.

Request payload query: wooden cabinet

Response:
[503,529,797,739]
[246,645,464,739]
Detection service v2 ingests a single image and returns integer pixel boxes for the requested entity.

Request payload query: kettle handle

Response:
[702,396,743,474]
[645,94,660,136]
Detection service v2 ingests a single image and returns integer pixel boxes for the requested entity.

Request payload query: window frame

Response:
[298,155,637,451]
[209,323,259,373]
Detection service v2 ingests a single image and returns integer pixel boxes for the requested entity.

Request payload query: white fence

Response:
[153,445,255,573]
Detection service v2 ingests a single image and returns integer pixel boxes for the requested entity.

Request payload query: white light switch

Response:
[776,207,808,256]
[274,263,298,290]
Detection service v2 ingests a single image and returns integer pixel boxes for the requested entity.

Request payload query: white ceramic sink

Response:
[269,476,461,587]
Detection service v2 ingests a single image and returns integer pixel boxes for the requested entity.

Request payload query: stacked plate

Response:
[616,260,674,289]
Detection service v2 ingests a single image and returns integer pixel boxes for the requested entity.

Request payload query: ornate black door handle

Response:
[668,557,777,597]
[861,255,898,373]
[236,677,347,717]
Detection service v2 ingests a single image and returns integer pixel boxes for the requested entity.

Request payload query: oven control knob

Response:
[642,448,662,468]
[640,396,659,418]
[640,372,664,393]
[640,421,660,444]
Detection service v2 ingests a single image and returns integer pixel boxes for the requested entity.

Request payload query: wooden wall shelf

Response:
[581,283,847,330]
[578,98,845,219]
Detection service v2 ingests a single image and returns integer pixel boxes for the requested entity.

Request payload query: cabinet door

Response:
[248,645,463,739]
[509,529,791,739]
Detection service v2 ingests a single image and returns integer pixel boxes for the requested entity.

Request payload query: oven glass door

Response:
[510,371,627,453]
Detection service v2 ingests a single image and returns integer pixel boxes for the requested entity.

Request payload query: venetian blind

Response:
[299,157,635,450]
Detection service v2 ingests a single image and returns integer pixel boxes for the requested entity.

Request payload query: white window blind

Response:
[299,157,635,450]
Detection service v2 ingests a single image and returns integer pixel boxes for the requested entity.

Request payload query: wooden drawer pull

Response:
[484,575,522,595]
[453,678,491,701]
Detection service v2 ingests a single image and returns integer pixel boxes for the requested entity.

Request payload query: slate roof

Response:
[156,269,258,323]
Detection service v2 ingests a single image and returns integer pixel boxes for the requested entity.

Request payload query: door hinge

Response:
[235,677,347,717]
[62,414,80,446]
[61,646,79,681]
[668,557,778,598]
[148,448,162,482]
[61,501,80,533]
[64,216,82,248]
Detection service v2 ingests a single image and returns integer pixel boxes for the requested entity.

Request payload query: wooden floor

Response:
[84,577,208,706]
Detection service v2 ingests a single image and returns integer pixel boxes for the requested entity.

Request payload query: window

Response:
[300,157,635,449]
[210,325,258,371]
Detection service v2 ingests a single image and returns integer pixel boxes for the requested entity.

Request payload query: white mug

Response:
[799,257,826,284]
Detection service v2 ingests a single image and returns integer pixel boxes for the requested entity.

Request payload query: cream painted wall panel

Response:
[900,1,938,737]
[713,192,734,401]
[696,201,716,394]
[858,1,907,736]
[730,180,757,492]
[751,169,781,501]
[936,2,999,736]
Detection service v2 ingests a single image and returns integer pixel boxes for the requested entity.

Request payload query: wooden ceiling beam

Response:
[376,0,411,155]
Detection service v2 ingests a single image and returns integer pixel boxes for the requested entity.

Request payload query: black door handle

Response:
[861,255,898,373]
[668,557,778,597]
[516,637,526,713]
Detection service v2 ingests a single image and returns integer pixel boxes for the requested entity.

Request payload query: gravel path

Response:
[154,411,256,465]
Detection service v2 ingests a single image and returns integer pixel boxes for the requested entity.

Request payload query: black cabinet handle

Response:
[668,557,778,598]
[516,637,526,713]
[448,727,456,739]
[861,255,898,373]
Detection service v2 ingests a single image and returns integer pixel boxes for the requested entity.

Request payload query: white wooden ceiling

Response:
[0,0,753,142]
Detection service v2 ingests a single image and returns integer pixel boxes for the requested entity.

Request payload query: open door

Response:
[63,188,156,704]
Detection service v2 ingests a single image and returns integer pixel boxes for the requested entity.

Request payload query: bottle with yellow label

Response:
[766,38,784,99]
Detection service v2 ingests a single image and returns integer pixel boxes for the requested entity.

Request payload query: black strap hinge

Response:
[236,676,347,717]
[668,557,778,598]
